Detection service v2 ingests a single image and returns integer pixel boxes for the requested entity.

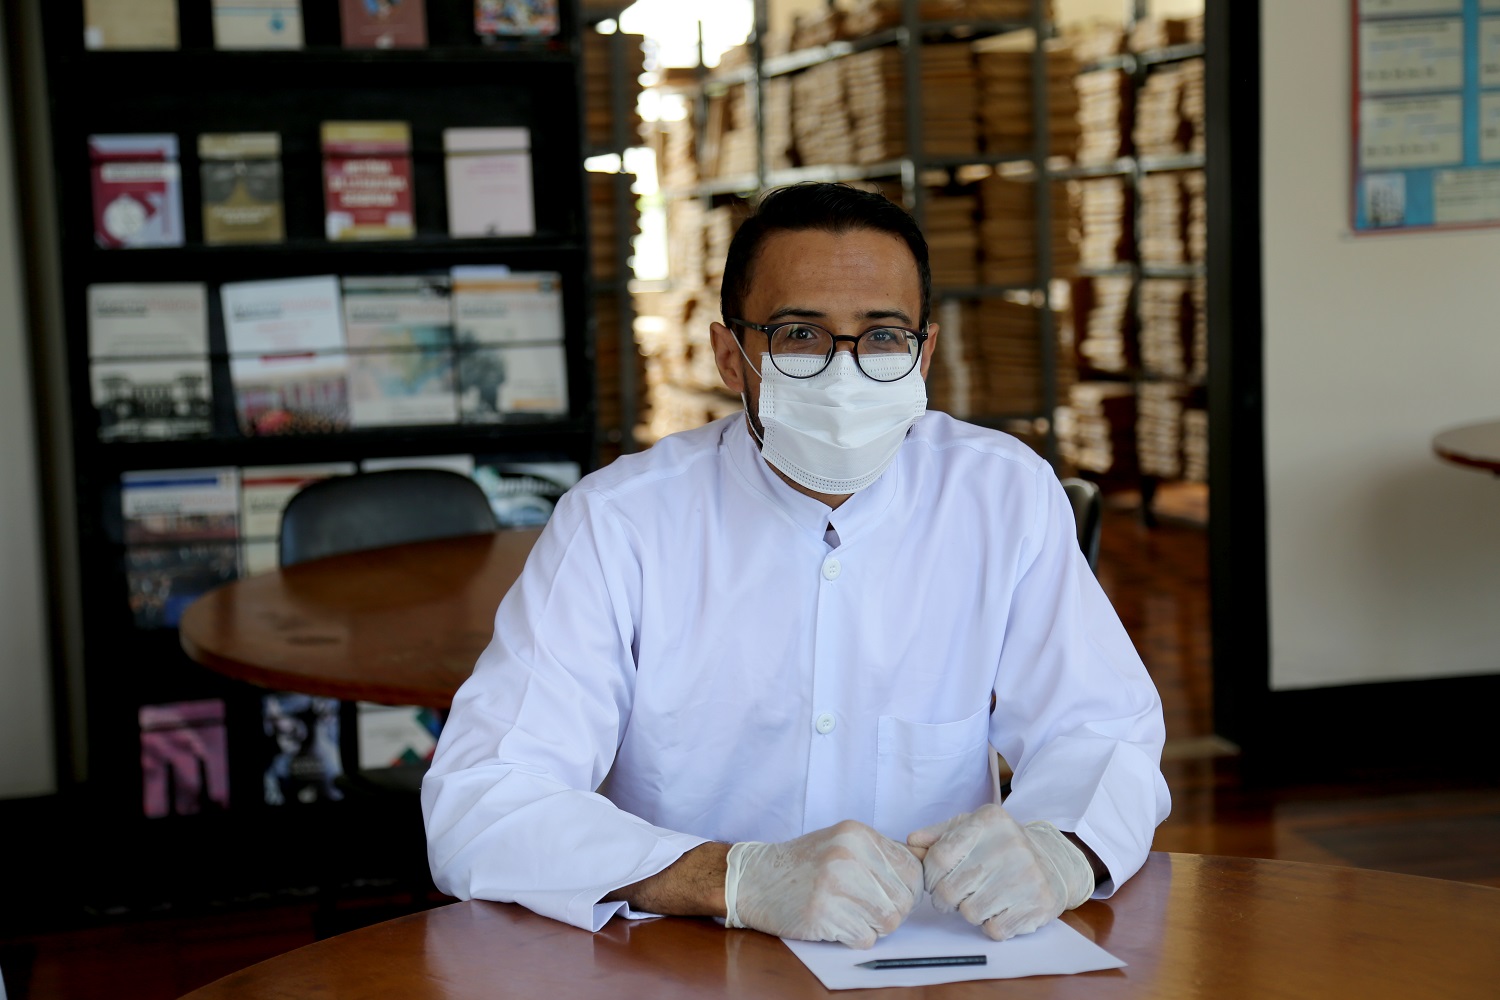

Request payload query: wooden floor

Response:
[3,485,1498,999]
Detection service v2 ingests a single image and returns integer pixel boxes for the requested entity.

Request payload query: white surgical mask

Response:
[737,348,927,495]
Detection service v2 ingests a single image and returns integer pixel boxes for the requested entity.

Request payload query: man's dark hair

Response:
[720,183,932,332]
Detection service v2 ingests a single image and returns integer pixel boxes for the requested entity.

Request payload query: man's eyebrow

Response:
[763,306,915,325]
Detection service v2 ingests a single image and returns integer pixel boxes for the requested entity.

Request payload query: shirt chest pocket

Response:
[872,706,993,841]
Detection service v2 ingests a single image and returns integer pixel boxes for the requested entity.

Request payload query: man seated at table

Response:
[422,182,1170,949]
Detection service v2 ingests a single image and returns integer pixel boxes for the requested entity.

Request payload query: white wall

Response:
[1262,0,1500,690]
[0,14,56,796]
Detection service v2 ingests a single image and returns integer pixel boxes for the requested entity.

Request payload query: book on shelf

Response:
[87,283,211,441]
[339,0,427,49]
[211,0,304,50]
[84,0,179,50]
[199,132,285,245]
[239,463,357,573]
[321,121,415,241]
[341,274,458,427]
[139,699,230,818]
[121,467,240,628]
[475,0,558,38]
[443,127,535,238]
[356,703,442,770]
[260,693,344,805]
[458,343,568,420]
[222,275,351,436]
[89,134,183,249]
[472,458,580,528]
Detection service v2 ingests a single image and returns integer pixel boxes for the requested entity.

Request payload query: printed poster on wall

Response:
[1353,0,1500,232]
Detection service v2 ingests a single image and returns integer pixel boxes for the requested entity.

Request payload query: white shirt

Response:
[422,412,1171,931]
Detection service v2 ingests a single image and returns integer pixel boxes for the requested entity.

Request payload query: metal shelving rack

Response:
[657,0,1069,465]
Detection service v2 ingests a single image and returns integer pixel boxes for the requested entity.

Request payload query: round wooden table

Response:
[178,529,542,708]
[182,853,1499,999]
[1433,418,1500,476]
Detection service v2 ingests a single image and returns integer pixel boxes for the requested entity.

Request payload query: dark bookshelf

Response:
[20,0,595,909]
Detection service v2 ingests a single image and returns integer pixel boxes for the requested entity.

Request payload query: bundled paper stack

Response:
[1057,381,1137,476]
[1189,276,1207,382]
[665,197,706,286]
[701,83,757,179]
[1138,278,1194,378]
[921,44,982,157]
[792,62,856,166]
[1073,177,1132,268]
[843,0,1043,39]
[1135,59,1205,158]
[926,190,981,287]
[762,76,795,171]
[972,39,1080,159]
[588,172,640,283]
[1136,380,1186,478]
[1070,275,1134,374]
[1184,169,1207,261]
[583,29,646,150]
[595,290,624,433]
[1066,21,1126,65]
[962,298,1074,415]
[1182,405,1208,482]
[1138,171,1191,266]
[702,204,742,284]
[1128,16,1195,53]
[978,174,1078,286]
[1075,69,1130,164]
[653,116,698,194]
[843,49,905,164]
[790,5,842,49]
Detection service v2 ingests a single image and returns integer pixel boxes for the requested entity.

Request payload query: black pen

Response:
[855,955,987,970]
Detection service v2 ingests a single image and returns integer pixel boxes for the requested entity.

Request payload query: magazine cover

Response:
[450,267,563,345]
[443,127,535,237]
[87,282,208,359]
[475,0,558,37]
[342,274,458,426]
[322,121,415,241]
[472,458,580,527]
[458,343,568,420]
[212,0,304,49]
[89,134,184,249]
[339,0,427,48]
[139,699,229,818]
[261,693,344,805]
[84,0,180,50]
[121,467,240,544]
[356,703,442,770]
[199,132,285,245]
[92,359,212,441]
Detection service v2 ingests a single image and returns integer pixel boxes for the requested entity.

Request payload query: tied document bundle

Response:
[781,903,1124,990]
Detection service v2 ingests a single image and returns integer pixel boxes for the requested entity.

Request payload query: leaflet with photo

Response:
[473,458,580,527]
[122,467,240,544]
[443,127,535,237]
[475,0,558,37]
[342,274,457,427]
[139,699,230,818]
[92,359,212,441]
[261,693,344,805]
[356,703,442,770]
[339,0,426,48]
[126,542,239,628]
[87,282,208,359]
[459,343,568,420]
[222,275,351,435]
[199,132,285,245]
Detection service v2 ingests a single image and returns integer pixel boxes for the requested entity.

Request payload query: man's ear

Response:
[919,323,940,380]
[710,321,748,394]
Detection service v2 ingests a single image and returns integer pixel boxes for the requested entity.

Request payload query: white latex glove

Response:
[723,819,924,949]
[908,803,1094,941]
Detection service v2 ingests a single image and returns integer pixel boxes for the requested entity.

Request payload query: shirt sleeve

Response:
[988,466,1172,897]
[420,489,708,931]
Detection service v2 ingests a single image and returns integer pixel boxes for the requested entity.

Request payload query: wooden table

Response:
[1433,418,1500,476]
[178,529,542,708]
[183,853,1500,999]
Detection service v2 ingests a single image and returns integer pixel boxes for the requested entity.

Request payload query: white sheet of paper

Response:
[781,903,1125,991]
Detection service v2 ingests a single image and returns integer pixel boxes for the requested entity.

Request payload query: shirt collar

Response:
[722,416,901,544]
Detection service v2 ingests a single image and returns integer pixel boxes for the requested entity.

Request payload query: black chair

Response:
[278,468,499,794]
[1060,476,1103,575]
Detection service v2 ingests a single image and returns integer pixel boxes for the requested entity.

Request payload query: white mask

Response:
[738,348,927,495]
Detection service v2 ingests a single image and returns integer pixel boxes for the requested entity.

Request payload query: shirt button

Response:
[822,558,841,581]
[815,713,836,735]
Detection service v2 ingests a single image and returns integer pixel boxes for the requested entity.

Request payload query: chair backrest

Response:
[279,468,498,568]
[1060,476,1103,574]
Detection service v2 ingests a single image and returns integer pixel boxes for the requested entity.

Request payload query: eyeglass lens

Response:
[766,323,919,381]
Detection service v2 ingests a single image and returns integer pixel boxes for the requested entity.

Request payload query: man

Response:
[422,183,1170,949]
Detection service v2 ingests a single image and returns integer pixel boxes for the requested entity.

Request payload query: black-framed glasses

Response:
[729,318,928,382]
